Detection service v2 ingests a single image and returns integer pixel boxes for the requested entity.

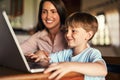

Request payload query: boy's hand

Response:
[44,62,74,80]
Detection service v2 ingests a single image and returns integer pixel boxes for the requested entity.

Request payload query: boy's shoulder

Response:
[53,48,73,55]
[63,48,73,52]
[58,48,72,53]
[91,47,101,53]
[88,47,102,56]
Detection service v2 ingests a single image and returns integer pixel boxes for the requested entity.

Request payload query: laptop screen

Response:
[0,10,29,71]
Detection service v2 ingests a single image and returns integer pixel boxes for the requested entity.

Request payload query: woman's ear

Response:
[86,31,94,40]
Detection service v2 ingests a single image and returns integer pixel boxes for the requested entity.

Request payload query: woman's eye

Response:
[42,10,47,14]
[52,10,57,13]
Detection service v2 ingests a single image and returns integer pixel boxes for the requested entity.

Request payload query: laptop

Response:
[0,10,45,73]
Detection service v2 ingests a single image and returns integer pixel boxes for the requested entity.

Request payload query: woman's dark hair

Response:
[35,0,67,32]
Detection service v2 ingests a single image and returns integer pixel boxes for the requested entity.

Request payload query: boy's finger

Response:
[44,64,59,73]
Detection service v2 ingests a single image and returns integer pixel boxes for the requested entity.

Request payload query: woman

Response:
[21,0,67,59]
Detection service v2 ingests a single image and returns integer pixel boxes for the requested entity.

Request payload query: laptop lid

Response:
[0,10,44,73]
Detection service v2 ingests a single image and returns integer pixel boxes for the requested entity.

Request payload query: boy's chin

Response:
[68,45,74,48]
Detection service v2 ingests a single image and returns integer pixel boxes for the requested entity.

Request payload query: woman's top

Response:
[21,29,67,54]
[50,47,106,80]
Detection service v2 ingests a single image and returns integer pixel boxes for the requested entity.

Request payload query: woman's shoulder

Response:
[31,29,48,38]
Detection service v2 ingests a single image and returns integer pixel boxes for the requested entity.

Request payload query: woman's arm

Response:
[26,50,50,67]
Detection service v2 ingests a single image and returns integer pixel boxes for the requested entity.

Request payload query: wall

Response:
[106,9,120,47]
[81,0,109,11]
[22,0,40,30]
[0,0,10,14]
[22,0,35,30]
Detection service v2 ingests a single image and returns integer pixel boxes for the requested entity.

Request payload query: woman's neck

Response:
[48,27,60,43]
[48,24,60,35]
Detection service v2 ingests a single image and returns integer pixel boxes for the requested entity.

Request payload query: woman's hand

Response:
[25,50,50,67]
[44,62,75,80]
[26,50,50,63]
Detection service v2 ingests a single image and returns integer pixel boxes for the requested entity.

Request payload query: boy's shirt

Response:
[50,47,106,80]
[50,47,105,63]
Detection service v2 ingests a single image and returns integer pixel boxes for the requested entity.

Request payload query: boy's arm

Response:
[73,61,107,76]
[44,61,107,80]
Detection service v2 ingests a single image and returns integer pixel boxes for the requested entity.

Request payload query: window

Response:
[11,0,23,16]
[91,13,111,46]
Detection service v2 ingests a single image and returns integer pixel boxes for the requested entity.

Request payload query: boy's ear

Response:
[86,31,94,40]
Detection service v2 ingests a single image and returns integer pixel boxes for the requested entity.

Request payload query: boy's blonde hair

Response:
[65,12,98,40]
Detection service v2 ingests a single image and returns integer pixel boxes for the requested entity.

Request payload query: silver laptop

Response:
[0,10,45,73]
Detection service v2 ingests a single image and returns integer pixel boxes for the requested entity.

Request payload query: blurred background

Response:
[0,0,120,80]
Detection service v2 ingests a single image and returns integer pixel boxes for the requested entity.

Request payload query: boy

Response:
[28,12,107,80]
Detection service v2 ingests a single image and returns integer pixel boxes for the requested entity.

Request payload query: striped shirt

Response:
[50,47,106,80]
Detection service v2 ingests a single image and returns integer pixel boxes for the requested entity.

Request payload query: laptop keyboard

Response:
[28,61,43,69]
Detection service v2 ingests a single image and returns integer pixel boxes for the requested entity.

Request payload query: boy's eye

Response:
[72,30,77,33]
[72,30,75,32]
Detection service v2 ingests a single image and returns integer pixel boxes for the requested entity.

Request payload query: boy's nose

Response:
[66,31,71,38]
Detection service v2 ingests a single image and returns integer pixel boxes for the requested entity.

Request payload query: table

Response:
[0,66,84,80]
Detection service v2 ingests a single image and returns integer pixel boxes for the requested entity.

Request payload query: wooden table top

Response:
[0,66,84,80]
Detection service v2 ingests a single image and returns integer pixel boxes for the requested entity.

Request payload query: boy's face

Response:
[65,26,89,48]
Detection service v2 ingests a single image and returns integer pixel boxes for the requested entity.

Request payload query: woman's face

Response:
[41,1,60,30]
